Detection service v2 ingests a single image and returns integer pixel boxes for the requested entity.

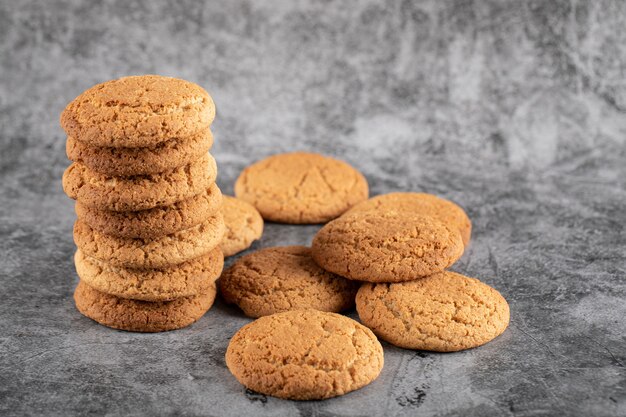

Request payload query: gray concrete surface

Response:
[1,1,625,416]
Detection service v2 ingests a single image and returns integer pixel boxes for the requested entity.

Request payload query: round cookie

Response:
[61,75,215,148]
[75,183,222,239]
[220,196,263,257]
[66,129,213,176]
[356,271,510,351]
[234,152,369,224]
[225,310,384,400]
[75,247,224,301]
[220,246,359,317]
[73,214,225,269]
[74,280,216,332]
[311,211,464,282]
[62,153,217,211]
[345,192,472,246]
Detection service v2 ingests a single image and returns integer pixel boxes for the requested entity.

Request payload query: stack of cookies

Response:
[56,76,511,400]
[61,75,225,332]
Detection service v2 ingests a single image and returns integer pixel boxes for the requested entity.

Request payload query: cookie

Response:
[356,271,510,351]
[66,129,213,176]
[75,247,223,301]
[225,310,384,400]
[73,215,225,269]
[75,183,222,239]
[220,246,358,317]
[311,211,464,282]
[234,152,369,224]
[62,153,217,211]
[220,196,263,257]
[61,75,215,148]
[345,192,472,246]
[74,280,216,332]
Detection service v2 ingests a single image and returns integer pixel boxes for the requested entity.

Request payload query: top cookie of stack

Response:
[61,75,225,332]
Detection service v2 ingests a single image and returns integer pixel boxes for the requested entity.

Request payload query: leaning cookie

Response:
[220,246,358,317]
[225,310,384,400]
[345,192,472,246]
[74,247,223,301]
[73,215,225,269]
[220,196,263,257]
[74,281,216,332]
[311,211,464,282]
[66,129,213,176]
[75,183,222,239]
[234,152,369,224]
[61,75,215,148]
[63,153,217,212]
[356,271,510,352]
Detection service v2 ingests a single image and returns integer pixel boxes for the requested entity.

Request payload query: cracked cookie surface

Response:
[62,153,217,211]
[225,309,384,400]
[61,75,215,148]
[74,280,216,332]
[75,247,223,301]
[311,211,464,282]
[220,196,263,257]
[356,271,510,351]
[220,246,358,317]
[234,152,368,224]
[345,192,472,246]
[75,183,222,239]
[73,214,225,269]
[66,128,213,176]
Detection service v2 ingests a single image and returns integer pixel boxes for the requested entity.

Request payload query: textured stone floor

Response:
[0,1,625,416]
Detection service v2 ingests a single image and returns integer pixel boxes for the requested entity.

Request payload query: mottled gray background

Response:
[0,0,625,416]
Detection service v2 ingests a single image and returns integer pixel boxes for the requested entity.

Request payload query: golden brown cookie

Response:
[311,211,464,282]
[220,246,358,317]
[225,310,384,400]
[74,280,216,332]
[61,75,215,148]
[234,152,369,224]
[66,129,213,176]
[356,271,510,351]
[345,192,472,246]
[75,183,222,239]
[220,196,263,257]
[62,153,217,211]
[73,215,225,269]
[75,247,223,301]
